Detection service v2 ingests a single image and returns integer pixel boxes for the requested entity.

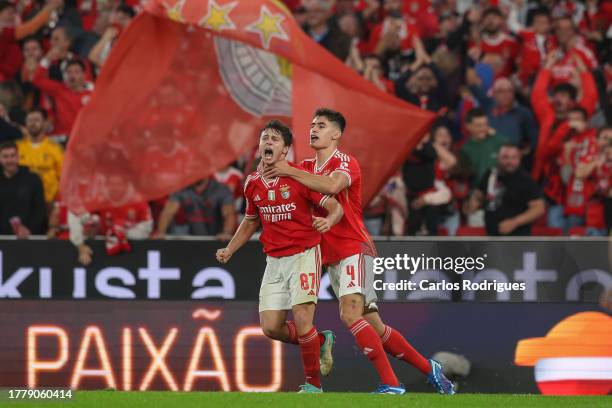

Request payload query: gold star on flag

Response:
[246,5,289,49]
[199,0,237,32]
[165,0,187,23]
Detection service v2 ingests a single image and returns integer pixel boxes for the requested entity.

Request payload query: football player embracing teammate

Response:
[263,109,456,395]
[216,120,343,393]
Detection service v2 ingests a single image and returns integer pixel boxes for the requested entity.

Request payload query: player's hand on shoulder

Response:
[216,248,231,263]
[312,216,332,233]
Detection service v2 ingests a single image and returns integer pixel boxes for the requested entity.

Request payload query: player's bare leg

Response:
[338,294,403,393]
[259,310,293,342]
[364,309,456,395]
[260,305,322,392]
[292,302,322,392]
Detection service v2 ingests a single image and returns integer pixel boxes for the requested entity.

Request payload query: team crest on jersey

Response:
[268,190,276,201]
[280,184,290,199]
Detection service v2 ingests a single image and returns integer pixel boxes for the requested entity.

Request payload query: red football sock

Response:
[287,321,325,346]
[298,327,321,388]
[381,325,431,375]
[350,319,399,386]
[286,321,299,344]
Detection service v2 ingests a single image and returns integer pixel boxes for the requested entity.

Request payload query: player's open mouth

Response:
[263,147,273,159]
[310,136,319,142]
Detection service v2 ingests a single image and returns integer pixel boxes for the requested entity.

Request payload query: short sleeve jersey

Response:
[301,150,376,265]
[244,162,328,258]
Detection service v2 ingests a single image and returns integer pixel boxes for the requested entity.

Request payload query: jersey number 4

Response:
[346,265,355,281]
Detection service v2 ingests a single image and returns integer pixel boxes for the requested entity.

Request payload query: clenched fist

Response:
[216,248,232,264]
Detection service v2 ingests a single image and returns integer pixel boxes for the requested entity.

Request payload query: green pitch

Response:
[3,392,607,408]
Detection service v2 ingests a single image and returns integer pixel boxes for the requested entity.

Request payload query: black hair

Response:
[531,6,551,20]
[313,108,346,133]
[568,106,589,121]
[0,1,13,13]
[117,4,135,18]
[552,82,578,100]
[21,36,42,48]
[482,7,503,19]
[66,59,86,71]
[0,140,17,151]
[261,119,293,147]
[598,126,612,138]
[466,107,487,123]
[554,15,575,29]
[26,107,47,120]
[52,25,73,42]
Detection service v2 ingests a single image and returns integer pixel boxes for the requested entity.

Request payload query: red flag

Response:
[61,0,434,213]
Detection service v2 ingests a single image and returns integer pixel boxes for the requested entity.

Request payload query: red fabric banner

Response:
[61,0,434,213]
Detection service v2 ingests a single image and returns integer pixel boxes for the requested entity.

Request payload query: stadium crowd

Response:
[0,0,611,260]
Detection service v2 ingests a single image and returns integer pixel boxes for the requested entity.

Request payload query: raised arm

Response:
[32,63,64,96]
[88,27,118,68]
[14,0,62,40]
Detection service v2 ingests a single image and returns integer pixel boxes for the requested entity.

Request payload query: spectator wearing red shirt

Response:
[0,0,62,81]
[548,15,598,85]
[47,200,69,239]
[365,3,430,75]
[68,174,153,265]
[574,126,612,235]
[576,0,611,56]
[517,7,554,86]
[215,165,245,213]
[32,58,93,141]
[549,107,600,232]
[19,37,51,113]
[46,26,94,82]
[532,52,598,183]
[468,7,519,79]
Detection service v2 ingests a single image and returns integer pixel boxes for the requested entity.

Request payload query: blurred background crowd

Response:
[1,0,611,262]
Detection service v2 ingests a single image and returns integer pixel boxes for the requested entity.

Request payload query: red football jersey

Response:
[549,42,598,85]
[215,166,244,200]
[301,150,376,265]
[244,163,327,258]
[99,202,153,234]
[475,32,519,78]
